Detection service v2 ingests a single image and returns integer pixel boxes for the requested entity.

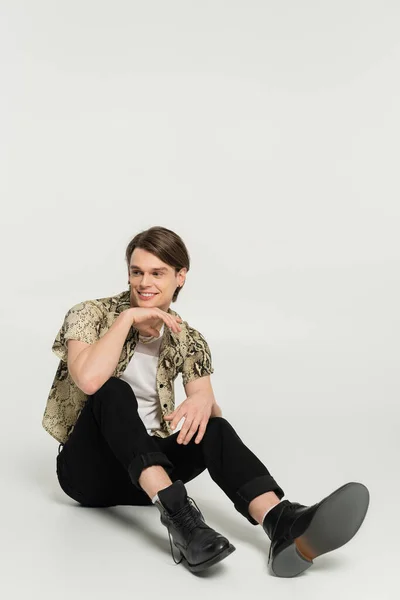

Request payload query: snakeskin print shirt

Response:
[42,289,214,444]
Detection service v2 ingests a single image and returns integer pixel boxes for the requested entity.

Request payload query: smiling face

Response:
[128,247,187,312]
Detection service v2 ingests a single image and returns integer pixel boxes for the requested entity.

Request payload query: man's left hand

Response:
[164,392,214,445]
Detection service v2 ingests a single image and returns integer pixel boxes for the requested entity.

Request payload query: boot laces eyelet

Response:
[165,495,204,565]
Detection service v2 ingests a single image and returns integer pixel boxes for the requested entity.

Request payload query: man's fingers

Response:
[195,420,208,444]
[177,421,192,443]
[170,412,182,430]
[177,415,194,444]
[165,409,180,429]
[177,418,198,444]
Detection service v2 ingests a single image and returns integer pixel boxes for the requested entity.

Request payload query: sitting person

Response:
[42,225,370,577]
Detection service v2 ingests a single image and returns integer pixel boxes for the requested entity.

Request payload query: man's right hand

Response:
[130,307,182,337]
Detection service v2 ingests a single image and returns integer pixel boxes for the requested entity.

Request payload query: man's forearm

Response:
[74,308,135,395]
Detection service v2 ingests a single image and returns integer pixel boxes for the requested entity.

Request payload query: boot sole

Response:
[271,481,370,578]
[176,542,236,573]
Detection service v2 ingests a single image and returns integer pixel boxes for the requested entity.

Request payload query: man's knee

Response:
[204,416,230,436]
[89,376,138,408]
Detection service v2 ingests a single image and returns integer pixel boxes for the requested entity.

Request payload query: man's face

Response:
[128,248,186,312]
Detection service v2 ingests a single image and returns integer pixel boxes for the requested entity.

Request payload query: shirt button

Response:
[163,403,167,408]
[159,384,164,388]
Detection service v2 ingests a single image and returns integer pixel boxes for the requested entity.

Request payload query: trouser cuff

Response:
[234,475,285,525]
[128,452,175,490]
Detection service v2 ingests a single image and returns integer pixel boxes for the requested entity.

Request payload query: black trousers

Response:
[56,376,285,525]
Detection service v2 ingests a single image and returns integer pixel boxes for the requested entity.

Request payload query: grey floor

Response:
[2,399,395,600]
[2,0,399,596]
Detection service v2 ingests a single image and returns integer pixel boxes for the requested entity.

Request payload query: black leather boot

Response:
[154,480,236,572]
[262,481,370,577]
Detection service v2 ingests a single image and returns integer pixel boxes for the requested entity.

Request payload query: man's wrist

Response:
[210,402,222,417]
[119,307,136,324]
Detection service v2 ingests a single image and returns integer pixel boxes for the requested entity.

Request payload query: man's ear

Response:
[179,267,188,285]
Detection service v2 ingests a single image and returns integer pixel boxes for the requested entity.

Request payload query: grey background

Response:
[1,1,398,598]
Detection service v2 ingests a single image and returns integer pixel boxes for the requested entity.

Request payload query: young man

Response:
[43,226,370,577]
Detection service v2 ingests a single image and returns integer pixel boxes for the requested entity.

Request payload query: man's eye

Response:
[131,271,161,276]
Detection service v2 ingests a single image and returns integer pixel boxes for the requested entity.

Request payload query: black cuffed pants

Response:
[56,376,285,525]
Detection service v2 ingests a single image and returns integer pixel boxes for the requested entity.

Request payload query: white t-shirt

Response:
[119,324,165,435]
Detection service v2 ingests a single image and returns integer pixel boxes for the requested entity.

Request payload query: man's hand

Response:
[164,391,215,445]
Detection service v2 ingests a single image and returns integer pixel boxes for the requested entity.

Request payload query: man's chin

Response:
[130,294,170,312]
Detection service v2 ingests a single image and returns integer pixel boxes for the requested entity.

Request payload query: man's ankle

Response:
[249,491,283,525]
[138,465,173,499]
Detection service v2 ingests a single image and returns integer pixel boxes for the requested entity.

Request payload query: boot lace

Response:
[166,496,205,565]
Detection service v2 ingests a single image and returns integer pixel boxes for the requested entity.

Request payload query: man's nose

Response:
[142,274,154,286]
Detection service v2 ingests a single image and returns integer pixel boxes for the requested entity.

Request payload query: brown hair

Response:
[125,226,190,302]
